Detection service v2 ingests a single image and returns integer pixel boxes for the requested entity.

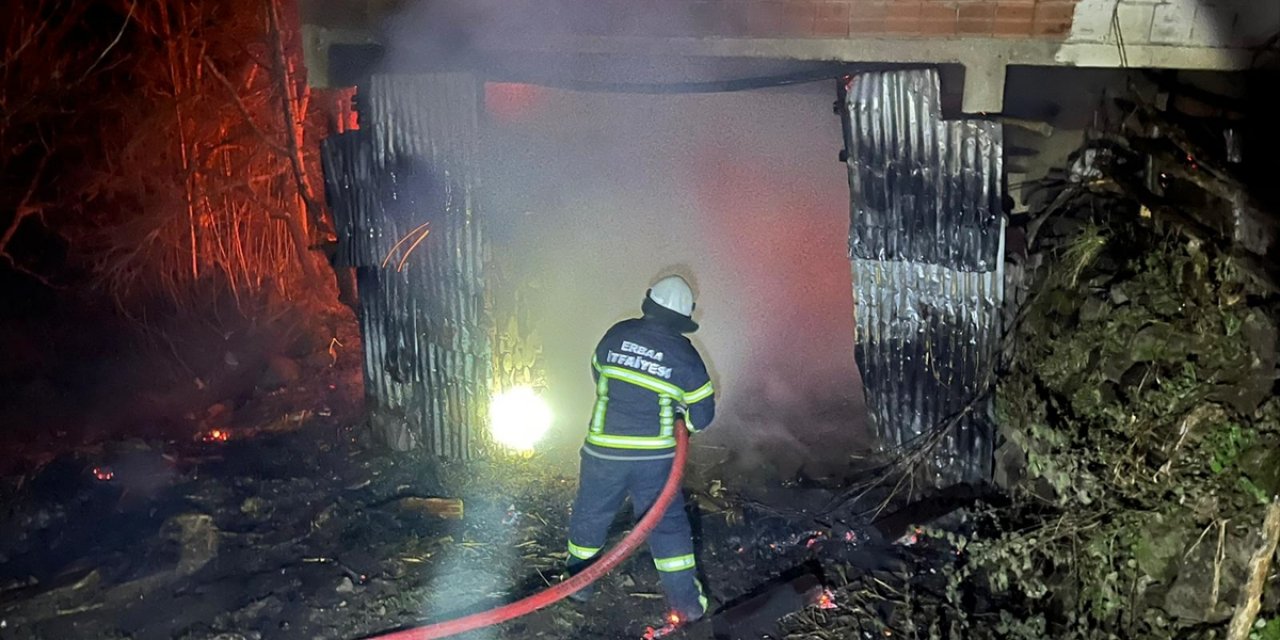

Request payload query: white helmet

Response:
[648,275,695,317]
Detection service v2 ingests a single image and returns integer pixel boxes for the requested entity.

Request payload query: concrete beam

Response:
[474,34,1061,68]
[961,58,1008,114]
[1052,43,1255,70]
[472,34,1260,72]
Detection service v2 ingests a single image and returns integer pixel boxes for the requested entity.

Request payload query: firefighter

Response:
[564,274,716,624]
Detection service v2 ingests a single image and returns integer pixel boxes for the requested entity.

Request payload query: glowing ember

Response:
[202,429,231,443]
[898,526,924,546]
[92,466,114,481]
[815,588,838,610]
[642,614,684,640]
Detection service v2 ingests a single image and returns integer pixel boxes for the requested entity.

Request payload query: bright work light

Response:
[489,386,552,452]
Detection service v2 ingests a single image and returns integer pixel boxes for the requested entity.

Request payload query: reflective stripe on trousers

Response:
[566,450,704,617]
[567,540,600,560]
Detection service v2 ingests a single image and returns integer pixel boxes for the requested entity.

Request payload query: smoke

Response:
[480,85,868,473]
[366,1,885,476]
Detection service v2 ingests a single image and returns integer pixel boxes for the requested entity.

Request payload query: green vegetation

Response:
[934,207,1277,638]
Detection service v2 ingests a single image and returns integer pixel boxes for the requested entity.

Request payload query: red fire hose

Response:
[366,424,691,640]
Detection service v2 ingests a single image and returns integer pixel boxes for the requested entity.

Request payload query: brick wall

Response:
[528,1,1084,40]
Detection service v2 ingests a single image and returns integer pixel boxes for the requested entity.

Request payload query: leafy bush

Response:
[928,204,1279,638]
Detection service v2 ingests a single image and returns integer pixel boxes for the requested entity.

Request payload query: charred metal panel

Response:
[841,69,1004,487]
[322,73,491,459]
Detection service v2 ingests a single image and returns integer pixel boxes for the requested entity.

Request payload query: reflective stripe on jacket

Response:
[583,317,716,460]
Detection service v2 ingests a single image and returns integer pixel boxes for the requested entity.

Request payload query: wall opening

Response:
[481,82,869,481]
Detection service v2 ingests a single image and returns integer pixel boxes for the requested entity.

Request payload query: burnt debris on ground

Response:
[0,304,942,640]
[0,382,921,640]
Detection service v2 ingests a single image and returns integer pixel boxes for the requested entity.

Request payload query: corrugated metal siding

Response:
[321,73,491,459]
[841,69,1005,487]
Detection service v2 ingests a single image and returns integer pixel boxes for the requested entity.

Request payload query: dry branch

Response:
[1225,499,1280,640]
[78,0,136,82]
[265,0,330,250]
[203,54,293,159]
[0,152,48,257]
[0,151,53,286]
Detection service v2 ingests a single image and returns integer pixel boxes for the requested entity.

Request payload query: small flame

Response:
[643,613,683,640]
[202,429,231,443]
[816,589,837,610]
[904,526,924,546]
[93,466,114,481]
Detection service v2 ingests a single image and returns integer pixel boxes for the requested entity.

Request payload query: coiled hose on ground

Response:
[365,423,691,639]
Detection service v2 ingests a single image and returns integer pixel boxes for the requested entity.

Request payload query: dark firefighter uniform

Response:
[566,291,716,621]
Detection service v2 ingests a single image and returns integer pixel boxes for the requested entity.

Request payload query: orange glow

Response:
[202,429,231,443]
[816,588,837,610]
[327,87,360,133]
[642,611,684,638]
[484,83,549,124]
[93,466,114,481]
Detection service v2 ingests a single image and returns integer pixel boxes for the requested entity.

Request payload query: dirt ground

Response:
[0,336,899,640]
